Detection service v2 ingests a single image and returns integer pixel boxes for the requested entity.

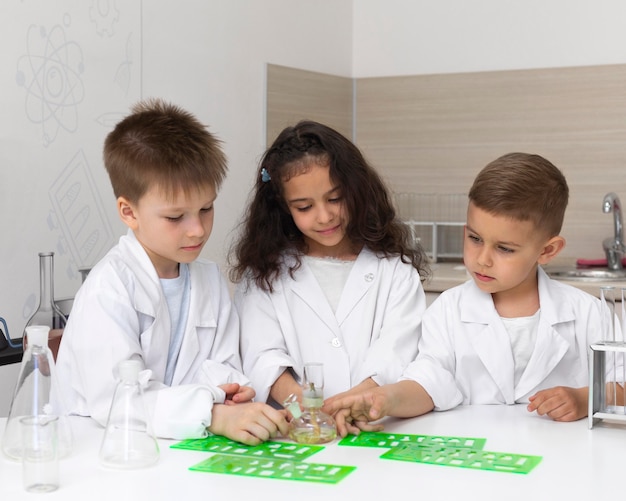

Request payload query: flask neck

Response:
[38,253,54,309]
[301,396,323,409]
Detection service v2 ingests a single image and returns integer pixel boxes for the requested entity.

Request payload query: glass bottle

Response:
[2,325,73,460]
[99,359,160,469]
[283,363,337,444]
[24,252,67,340]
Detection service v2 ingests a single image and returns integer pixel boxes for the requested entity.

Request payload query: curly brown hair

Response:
[229,120,429,292]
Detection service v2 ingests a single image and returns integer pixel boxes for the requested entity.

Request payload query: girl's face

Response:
[282,162,355,259]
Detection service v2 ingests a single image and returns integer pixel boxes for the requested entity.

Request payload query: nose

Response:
[476,246,492,267]
[315,204,334,224]
[186,215,207,238]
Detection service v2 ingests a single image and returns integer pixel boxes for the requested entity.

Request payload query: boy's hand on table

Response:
[208,402,289,446]
[219,383,256,405]
[527,386,588,422]
[323,389,389,437]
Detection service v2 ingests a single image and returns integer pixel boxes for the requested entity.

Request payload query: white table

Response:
[1,405,624,500]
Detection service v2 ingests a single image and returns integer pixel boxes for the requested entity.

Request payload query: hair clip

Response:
[261,168,271,183]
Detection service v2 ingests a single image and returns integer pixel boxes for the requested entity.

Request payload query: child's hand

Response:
[219,383,256,405]
[527,386,588,422]
[323,388,390,437]
[208,402,289,445]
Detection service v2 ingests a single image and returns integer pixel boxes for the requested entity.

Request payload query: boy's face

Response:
[118,183,217,278]
[463,202,563,302]
[282,162,353,259]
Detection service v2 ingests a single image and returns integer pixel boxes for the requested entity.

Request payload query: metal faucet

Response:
[602,192,626,270]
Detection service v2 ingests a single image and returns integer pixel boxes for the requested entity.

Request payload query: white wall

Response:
[141,0,353,267]
[352,0,626,76]
[3,0,626,343]
[0,0,352,343]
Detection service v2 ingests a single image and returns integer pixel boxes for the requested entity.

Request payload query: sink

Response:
[545,267,626,281]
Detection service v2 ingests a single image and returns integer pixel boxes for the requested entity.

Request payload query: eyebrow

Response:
[465,224,522,248]
[286,185,341,204]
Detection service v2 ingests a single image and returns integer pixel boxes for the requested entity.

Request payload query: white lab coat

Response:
[55,231,248,439]
[403,267,607,410]
[235,247,426,404]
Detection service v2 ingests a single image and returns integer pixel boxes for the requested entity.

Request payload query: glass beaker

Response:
[284,363,336,444]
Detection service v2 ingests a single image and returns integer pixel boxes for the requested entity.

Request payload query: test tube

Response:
[600,286,617,411]
[620,288,626,415]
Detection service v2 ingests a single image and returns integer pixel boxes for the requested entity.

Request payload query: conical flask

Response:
[284,363,337,444]
[99,359,160,469]
[1,325,73,460]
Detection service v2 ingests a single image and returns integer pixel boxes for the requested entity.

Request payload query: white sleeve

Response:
[356,261,425,386]
[401,293,464,411]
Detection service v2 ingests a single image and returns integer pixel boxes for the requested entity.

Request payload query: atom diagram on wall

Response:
[15,14,85,147]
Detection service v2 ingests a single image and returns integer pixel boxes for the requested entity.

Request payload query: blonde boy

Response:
[55,99,288,444]
[326,153,607,435]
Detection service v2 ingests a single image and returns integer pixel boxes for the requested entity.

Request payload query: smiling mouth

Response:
[317,225,340,235]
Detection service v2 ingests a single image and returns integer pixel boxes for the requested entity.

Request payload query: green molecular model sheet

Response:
[338,431,487,450]
[381,444,542,474]
[173,431,541,481]
[190,455,356,484]
[339,431,541,475]
[172,435,324,461]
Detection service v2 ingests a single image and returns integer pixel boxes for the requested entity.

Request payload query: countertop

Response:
[2,406,626,500]
[423,261,626,298]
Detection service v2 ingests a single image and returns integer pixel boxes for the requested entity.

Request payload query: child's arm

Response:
[527,386,588,421]
[268,369,302,405]
[324,380,435,437]
[208,402,290,445]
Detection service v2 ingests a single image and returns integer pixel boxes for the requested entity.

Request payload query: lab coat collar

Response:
[460,267,571,403]
[119,230,217,383]
[288,247,378,331]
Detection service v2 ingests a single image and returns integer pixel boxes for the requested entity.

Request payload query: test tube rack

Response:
[588,341,626,429]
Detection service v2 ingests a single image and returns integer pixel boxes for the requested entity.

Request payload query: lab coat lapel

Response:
[462,286,516,404]
[334,248,376,325]
[171,264,216,385]
[289,260,340,333]
[123,232,169,377]
[514,268,573,399]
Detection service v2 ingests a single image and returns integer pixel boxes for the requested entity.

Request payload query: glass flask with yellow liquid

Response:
[283,363,336,444]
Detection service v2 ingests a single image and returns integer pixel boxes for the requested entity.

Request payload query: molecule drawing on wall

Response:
[15,14,85,147]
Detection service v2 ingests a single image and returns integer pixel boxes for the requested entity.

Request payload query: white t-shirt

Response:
[501,310,540,387]
[161,263,191,385]
[303,255,355,313]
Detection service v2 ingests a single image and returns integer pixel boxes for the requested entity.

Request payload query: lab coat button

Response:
[364,273,374,282]
[331,338,342,348]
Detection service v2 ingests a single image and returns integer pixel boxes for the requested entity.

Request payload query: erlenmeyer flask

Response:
[284,363,337,444]
[99,359,160,469]
[1,325,73,460]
